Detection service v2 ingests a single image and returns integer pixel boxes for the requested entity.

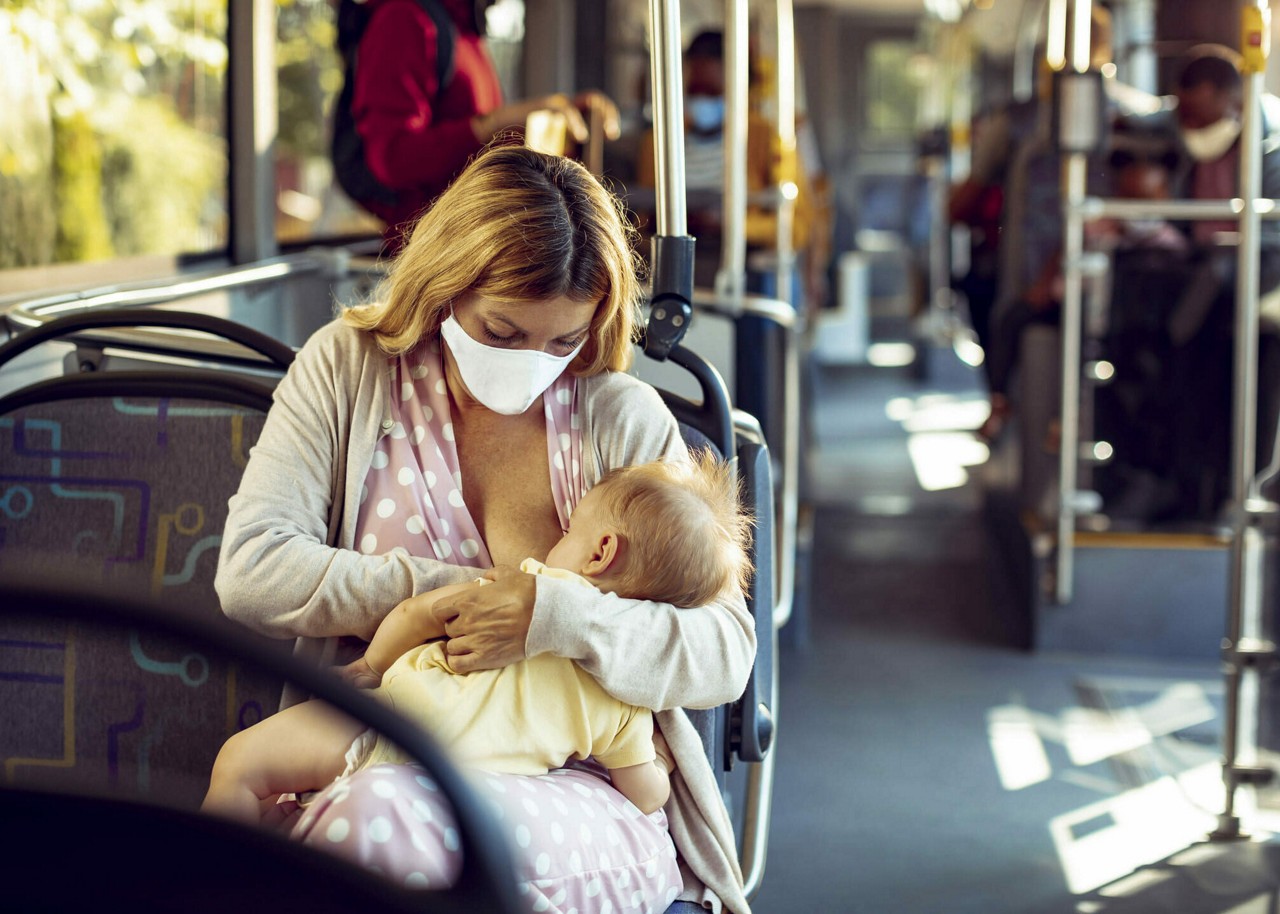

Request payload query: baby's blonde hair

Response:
[591,451,753,608]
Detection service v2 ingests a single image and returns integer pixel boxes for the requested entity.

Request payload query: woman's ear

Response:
[582,532,622,578]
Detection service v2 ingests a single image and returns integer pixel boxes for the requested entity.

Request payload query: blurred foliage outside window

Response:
[0,0,229,269]
[275,0,380,243]
[865,39,923,142]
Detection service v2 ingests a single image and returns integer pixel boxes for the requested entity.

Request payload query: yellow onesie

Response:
[350,559,657,776]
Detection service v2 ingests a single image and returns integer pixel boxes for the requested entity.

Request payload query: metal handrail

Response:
[0,252,344,365]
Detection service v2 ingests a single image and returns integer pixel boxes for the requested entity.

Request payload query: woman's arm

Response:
[215,322,475,641]
[533,374,757,711]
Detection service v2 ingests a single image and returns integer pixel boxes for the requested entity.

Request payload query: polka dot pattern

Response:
[353,341,583,569]
[292,765,682,914]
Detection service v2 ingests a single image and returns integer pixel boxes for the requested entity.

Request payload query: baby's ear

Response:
[582,532,622,578]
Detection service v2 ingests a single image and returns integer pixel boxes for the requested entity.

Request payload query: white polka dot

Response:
[406,515,425,534]
[645,859,658,878]
[572,783,593,799]
[580,823,594,844]
[550,822,564,844]
[607,825,622,845]
[448,489,465,508]
[425,471,437,488]
[435,378,447,395]
[607,804,625,820]
[398,467,416,486]
[442,422,455,442]
[376,498,396,519]
[411,364,429,379]
[558,433,571,452]
[519,882,532,895]
[570,412,581,430]
[372,779,397,799]
[411,799,434,823]
[460,539,480,558]
[518,779,536,793]
[415,775,437,791]
[487,777,507,793]
[618,869,630,886]
[585,878,602,897]
[565,500,573,517]
[571,459,579,476]
[444,827,460,851]
[553,452,565,470]
[568,850,583,873]
[434,540,453,559]
[598,853,610,870]
[567,909,578,914]
[556,387,572,405]
[487,798,505,819]
[406,872,430,889]
[401,382,414,401]
[410,830,429,852]
[439,517,450,535]
[360,533,378,554]
[532,897,551,913]
[360,484,368,504]
[371,450,389,470]
[580,801,596,818]
[390,422,406,439]
[515,824,532,848]
[549,889,567,907]
[599,899,613,914]
[453,471,463,488]
[391,546,408,556]
[325,818,350,842]
[412,425,426,444]
[665,887,679,906]
[368,816,393,843]
[624,802,642,819]
[553,798,569,816]
[522,797,540,816]
[328,782,351,803]
[535,852,551,875]
[631,890,644,907]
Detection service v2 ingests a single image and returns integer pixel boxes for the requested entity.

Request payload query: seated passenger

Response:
[204,454,750,828]
[1115,45,1280,519]
[214,145,757,914]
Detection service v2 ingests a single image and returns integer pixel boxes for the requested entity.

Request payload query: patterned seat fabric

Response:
[1,390,284,807]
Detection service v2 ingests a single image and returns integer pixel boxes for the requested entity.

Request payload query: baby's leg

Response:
[202,700,366,825]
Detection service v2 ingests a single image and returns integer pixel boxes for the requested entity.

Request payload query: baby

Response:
[202,451,752,822]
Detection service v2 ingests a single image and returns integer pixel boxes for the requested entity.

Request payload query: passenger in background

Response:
[216,146,755,914]
[1116,46,1280,520]
[959,6,1159,442]
[633,30,831,310]
[341,0,618,247]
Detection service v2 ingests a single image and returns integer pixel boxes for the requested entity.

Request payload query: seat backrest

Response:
[0,369,284,805]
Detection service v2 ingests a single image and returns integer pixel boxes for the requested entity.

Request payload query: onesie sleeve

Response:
[593,706,657,771]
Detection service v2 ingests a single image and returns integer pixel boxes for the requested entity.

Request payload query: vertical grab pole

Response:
[1054,0,1092,604]
[646,0,696,361]
[1216,0,1271,842]
[774,0,798,311]
[717,0,749,304]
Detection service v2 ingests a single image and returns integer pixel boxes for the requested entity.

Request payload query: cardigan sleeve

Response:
[524,374,757,711]
[215,322,475,642]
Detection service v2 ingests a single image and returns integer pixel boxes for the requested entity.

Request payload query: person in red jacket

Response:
[351,0,617,246]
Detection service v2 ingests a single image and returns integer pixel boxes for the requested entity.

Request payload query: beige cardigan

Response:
[215,319,755,913]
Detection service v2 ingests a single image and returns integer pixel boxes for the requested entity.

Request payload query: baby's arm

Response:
[355,581,480,679]
[607,727,674,815]
[608,759,671,815]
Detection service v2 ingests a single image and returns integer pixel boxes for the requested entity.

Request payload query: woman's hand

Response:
[471,91,620,145]
[435,565,536,673]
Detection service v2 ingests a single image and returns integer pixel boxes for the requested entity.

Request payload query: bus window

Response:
[0,1,229,269]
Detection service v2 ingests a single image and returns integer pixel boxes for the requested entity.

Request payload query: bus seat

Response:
[0,573,523,914]
[0,309,293,805]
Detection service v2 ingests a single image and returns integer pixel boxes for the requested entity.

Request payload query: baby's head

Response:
[545,451,753,607]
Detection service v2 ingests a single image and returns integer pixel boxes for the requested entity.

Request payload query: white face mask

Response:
[439,314,583,415]
[1181,117,1242,162]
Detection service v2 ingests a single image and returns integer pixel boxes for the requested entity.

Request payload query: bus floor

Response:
[751,347,1280,914]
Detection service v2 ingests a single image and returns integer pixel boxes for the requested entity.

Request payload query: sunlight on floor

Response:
[885,393,991,491]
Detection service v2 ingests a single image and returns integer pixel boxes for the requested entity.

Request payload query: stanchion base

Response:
[1209,815,1249,842]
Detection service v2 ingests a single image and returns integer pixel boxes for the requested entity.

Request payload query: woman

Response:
[215,146,755,914]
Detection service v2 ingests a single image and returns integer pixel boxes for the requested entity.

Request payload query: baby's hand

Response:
[338,657,381,689]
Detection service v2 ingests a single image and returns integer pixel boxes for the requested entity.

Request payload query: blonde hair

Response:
[343,146,644,375]
[591,451,753,608]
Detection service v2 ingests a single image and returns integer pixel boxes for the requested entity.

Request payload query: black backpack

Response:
[331,0,457,212]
